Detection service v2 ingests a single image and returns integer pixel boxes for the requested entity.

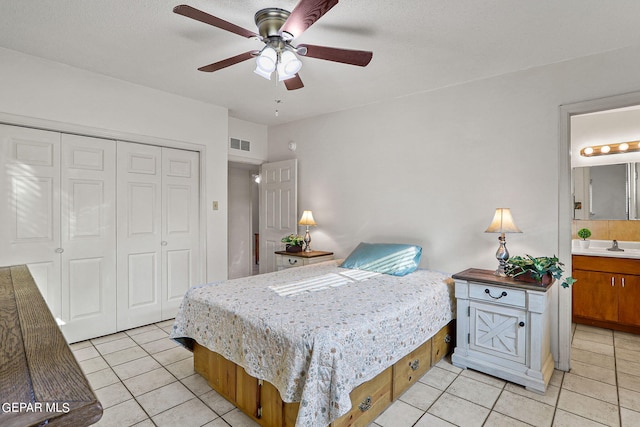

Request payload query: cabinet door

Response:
[469,301,526,364]
[572,269,618,322]
[619,274,640,326]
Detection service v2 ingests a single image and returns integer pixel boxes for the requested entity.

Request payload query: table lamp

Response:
[298,210,317,252]
[485,208,522,276]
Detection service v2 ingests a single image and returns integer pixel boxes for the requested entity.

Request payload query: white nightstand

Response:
[451,268,555,393]
[274,250,334,270]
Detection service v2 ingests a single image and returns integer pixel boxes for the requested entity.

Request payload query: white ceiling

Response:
[3,0,640,126]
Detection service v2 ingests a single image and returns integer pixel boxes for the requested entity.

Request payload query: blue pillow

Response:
[340,243,422,276]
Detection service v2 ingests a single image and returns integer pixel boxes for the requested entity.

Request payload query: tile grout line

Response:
[85,321,639,427]
[124,323,234,427]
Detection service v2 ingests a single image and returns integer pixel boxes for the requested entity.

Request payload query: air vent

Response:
[230,138,251,151]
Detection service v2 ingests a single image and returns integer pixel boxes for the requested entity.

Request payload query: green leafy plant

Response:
[505,254,577,288]
[577,228,592,240]
[281,234,304,246]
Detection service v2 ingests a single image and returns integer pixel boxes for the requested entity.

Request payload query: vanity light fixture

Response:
[580,140,640,157]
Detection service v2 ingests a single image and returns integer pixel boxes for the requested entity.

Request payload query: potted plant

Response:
[577,228,592,249]
[281,234,304,253]
[505,254,577,288]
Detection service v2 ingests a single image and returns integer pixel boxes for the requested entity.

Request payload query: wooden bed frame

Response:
[192,320,455,427]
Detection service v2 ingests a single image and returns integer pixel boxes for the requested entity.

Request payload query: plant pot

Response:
[512,270,555,286]
[286,244,302,253]
[579,239,590,249]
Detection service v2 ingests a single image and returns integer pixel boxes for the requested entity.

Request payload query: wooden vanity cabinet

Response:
[572,255,640,333]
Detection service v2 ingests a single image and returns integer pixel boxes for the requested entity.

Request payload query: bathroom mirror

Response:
[573,162,639,220]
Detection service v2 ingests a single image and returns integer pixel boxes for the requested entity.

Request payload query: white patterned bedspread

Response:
[170,260,455,427]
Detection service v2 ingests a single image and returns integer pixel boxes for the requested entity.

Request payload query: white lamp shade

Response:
[485,208,522,233]
[254,65,272,80]
[256,47,277,73]
[298,210,317,226]
[278,51,302,80]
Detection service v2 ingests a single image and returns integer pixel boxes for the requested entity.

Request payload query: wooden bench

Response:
[0,265,103,427]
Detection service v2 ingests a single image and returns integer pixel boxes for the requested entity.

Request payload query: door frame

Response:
[558,90,640,370]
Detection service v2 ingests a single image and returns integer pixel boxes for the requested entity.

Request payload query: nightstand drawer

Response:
[469,283,525,308]
[280,256,303,269]
[274,251,334,271]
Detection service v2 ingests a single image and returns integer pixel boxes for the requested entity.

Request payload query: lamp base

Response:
[303,228,312,252]
[494,233,509,277]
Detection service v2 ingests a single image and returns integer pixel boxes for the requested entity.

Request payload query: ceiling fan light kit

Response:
[174,0,373,90]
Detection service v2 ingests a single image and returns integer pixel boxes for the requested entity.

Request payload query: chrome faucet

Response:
[607,240,624,252]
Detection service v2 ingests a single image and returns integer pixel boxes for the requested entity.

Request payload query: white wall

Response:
[227,117,267,278]
[268,44,640,274]
[0,47,229,282]
[228,165,258,279]
[229,117,268,164]
[268,44,640,369]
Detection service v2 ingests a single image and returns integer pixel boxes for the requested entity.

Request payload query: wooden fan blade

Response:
[298,44,373,66]
[173,5,259,39]
[198,51,259,72]
[284,74,304,90]
[279,0,339,39]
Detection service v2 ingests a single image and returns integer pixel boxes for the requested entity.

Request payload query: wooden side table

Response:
[451,268,555,393]
[274,250,334,270]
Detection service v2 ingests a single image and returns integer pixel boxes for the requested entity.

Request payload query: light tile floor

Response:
[71,321,640,426]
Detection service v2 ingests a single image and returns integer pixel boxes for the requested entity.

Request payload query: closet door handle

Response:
[55,248,64,253]
[161,241,168,246]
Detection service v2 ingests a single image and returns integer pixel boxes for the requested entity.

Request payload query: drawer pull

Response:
[409,359,420,371]
[485,289,507,299]
[288,259,298,265]
[358,396,372,412]
[519,321,525,327]
[444,334,452,344]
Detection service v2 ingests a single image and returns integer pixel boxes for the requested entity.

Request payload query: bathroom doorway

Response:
[559,91,640,370]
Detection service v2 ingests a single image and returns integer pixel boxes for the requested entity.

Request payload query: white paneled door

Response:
[0,125,117,342]
[161,148,201,318]
[61,134,117,341]
[259,159,297,273]
[117,142,200,330]
[0,125,63,318]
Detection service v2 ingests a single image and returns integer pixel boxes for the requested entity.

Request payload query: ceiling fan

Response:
[174,0,373,90]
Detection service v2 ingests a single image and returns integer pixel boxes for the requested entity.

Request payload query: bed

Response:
[171,247,455,427]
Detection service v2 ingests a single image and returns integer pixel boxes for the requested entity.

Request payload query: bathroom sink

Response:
[572,240,640,259]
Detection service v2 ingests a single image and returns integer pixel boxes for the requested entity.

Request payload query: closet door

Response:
[161,148,200,318]
[117,142,163,329]
[0,125,62,320]
[60,134,117,342]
